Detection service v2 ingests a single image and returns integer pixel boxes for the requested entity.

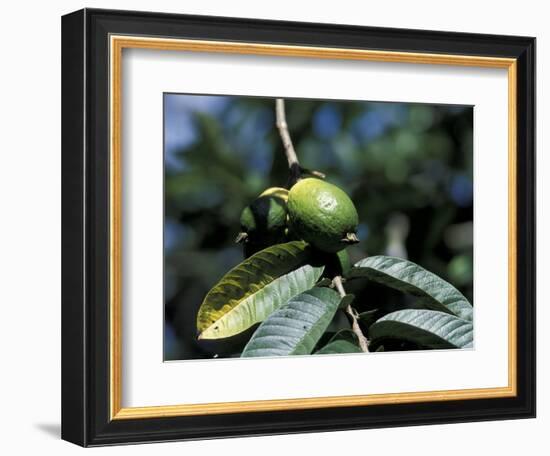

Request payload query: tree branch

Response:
[275,99,299,169]
[275,98,325,187]
[333,275,370,353]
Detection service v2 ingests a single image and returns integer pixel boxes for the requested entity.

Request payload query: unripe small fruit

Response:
[236,187,289,256]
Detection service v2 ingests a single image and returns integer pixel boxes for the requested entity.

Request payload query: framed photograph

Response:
[61,8,535,447]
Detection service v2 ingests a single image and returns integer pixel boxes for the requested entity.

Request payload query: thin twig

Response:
[333,276,370,353]
[275,98,324,186]
[332,275,347,297]
[275,99,299,170]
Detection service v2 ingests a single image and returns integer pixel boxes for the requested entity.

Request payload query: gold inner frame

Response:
[109,35,518,420]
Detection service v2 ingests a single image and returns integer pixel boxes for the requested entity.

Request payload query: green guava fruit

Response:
[287,178,359,253]
[236,187,289,254]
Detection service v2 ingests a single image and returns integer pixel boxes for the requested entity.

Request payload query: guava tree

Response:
[196,99,473,356]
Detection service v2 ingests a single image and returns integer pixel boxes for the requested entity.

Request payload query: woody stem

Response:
[333,275,370,353]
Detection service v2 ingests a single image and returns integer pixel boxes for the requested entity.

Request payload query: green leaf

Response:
[315,330,362,355]
[339,294,355,310]
[241,288,341,357]
[348,256,473,321]
[315,278,333,287]
[358,309,380,329]
[197,241,324,339]
[369,309,473,349]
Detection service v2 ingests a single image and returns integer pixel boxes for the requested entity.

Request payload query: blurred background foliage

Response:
[164,94,473,360]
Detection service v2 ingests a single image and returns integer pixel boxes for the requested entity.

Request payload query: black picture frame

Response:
[62,8,535,447]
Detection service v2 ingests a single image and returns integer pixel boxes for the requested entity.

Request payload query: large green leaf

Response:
[369,309,473,349]
[197,241,324,339]
[241,288,341,357]
[315,330,362,355]
[348,256,473,321]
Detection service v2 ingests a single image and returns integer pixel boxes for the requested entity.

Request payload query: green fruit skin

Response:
[239,188,288,246]
[288,178,359,253]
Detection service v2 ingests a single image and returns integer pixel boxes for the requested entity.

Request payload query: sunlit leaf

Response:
[348,256,473,321]
[241,288,341,357]
[197,241,324,339]
[369,309,473,349]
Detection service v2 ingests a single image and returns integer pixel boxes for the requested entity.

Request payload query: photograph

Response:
[163,94,474,361]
